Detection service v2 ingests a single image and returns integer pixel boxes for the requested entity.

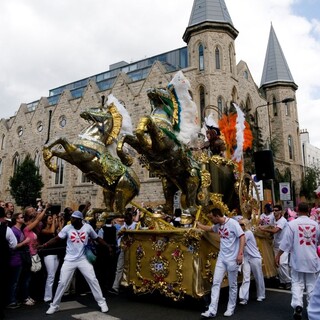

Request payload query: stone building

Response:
[0,0,303,211]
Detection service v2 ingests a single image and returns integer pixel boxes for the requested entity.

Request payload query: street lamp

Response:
[254,97,295,205]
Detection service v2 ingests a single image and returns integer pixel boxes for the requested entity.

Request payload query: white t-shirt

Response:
[212,217,244,262]
[117,221,137,247]
[244,230,261,259]
[280,215,320,273]
[6,226,18,249]
[58,223,98,262]
[259,212,275,226]
[273,216,287,249]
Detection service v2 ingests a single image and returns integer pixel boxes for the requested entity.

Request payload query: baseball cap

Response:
[71,211,83,219]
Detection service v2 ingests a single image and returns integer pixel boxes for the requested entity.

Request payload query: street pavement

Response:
[4,281,307,320]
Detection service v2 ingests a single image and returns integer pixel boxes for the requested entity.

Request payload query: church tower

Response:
[182,0,241,122]
[260,25,303,194]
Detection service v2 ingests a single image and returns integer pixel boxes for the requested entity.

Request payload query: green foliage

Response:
[300,166,320,200]
[9,154,44,208]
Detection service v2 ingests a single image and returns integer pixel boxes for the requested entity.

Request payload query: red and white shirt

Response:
[280,216,320,273]
[212,217,244,262]
[58,223,98,262]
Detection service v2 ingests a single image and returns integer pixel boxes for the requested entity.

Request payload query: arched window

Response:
[199,86,205,123]
[245,96,252,112]
[199,44,204,71]
[285,103,290,116]
[55,158,64,185]
[288,136,294,160]
[215,47,220,70]
[0,159,2,176]
[1,134,5,150]
[229,44,234,74]
[217,97,223,119]
[13,154,20,173]
[231,87,238,103]
[273,97,278,116]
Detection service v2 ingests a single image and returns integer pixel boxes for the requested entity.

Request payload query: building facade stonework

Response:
[0,0,303,211]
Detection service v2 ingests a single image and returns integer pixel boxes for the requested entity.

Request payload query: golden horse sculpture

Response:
[43,95,140,214]
[118,72,201,215]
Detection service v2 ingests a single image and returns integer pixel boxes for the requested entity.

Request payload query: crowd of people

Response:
[0,200,136,318]
[197,202,320,320]
[1,199,320,320]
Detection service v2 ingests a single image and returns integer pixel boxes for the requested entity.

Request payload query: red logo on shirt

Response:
[219,226,229,239]
[298,225,316,246]
[70,231,86,243]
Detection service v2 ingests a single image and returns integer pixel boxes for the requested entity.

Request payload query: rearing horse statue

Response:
[43,95,140,214]
[118,71,201,214]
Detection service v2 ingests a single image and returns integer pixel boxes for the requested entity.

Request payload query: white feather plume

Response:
[232,103,245,163]
[169,71,199,144]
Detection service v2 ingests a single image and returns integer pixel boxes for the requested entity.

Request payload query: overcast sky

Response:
[1,0,320,147]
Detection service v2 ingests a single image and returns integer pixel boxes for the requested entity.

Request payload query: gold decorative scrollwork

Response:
[201,169,211,188]
[209,193,231,216]
[150,256,169,279]
[204,251,218,283]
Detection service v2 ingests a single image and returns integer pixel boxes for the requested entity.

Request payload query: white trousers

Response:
[274,248,291,284]
[291,269,319,309]
[43,254,60,301]
[51,257,106,308]
[112,250,124,291]
[239,256,265,302]
[308,274,320,320]
[208,258,238,315]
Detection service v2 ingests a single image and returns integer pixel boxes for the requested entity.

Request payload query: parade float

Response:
[43,71,277,301]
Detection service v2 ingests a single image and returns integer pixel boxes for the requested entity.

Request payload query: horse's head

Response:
[147,88,172,110]
[147,88,179,129]
[80,108,112,125]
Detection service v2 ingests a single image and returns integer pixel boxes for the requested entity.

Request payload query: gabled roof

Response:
[188,0,233,27]
[260,24,295,87]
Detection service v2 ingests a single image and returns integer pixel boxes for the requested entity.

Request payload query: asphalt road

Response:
[4,281,306,320]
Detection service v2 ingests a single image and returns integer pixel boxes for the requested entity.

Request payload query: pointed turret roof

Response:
[183,0,238,42]
[260,25,296,88]
[188,0,233,27]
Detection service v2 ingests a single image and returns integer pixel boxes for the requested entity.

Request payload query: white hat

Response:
[71,211,83,219]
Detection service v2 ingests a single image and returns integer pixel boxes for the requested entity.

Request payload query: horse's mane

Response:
[107,94,133,136]
[106,94,133,158]
[168,71,199,145]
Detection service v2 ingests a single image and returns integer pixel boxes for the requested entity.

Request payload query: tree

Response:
[300,166,320,201]
[9,154,44,208]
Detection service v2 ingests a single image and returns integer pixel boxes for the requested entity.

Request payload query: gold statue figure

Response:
[43,95,140,214]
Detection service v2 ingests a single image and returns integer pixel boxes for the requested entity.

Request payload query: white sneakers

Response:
[239,300,247,305]
[100,302,109,313]
[201,310,216,318]
[257,297,265,302]
[46,305,59,315]
[223,309,234,317]
[46,302,109,315]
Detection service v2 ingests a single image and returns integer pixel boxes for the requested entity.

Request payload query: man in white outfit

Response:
[238,219,265,305]
[308,275,320,320]
[259,204,291,290]
[40,211,109,315]
[276,202,320,320]
[108,209,139,294]
[197,207,245,318]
